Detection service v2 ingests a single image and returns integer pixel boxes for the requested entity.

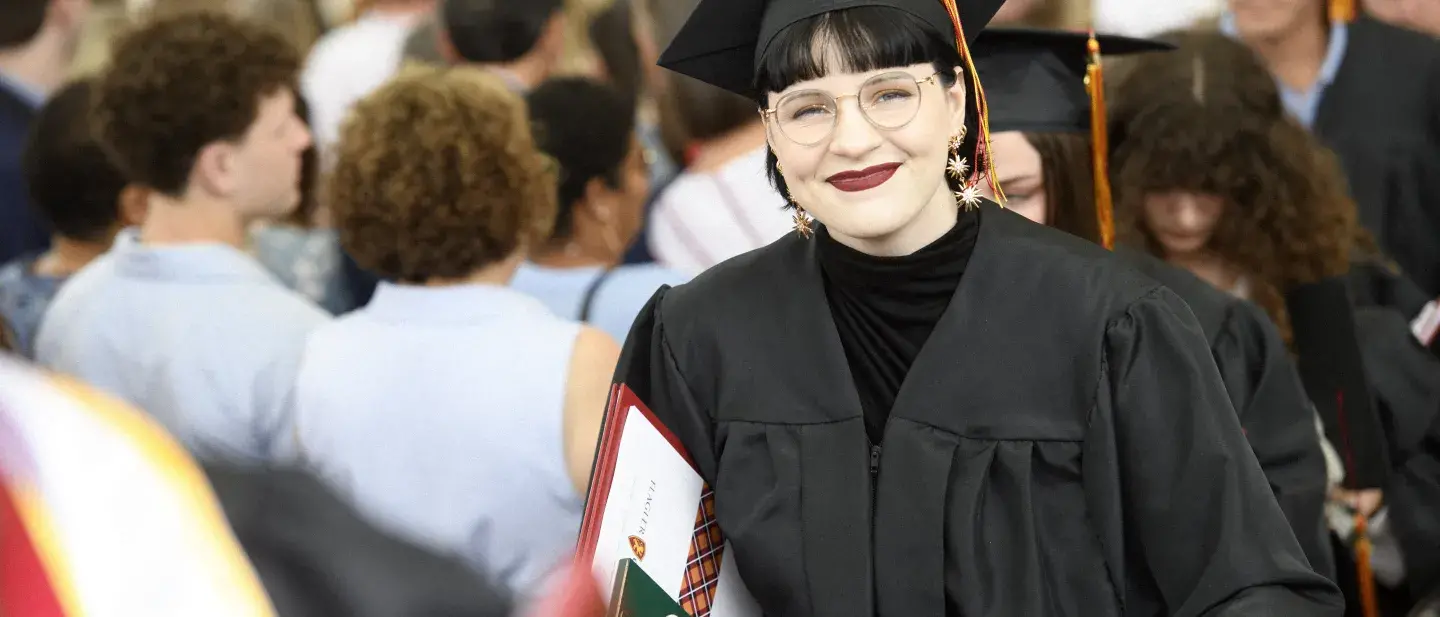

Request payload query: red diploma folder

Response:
[576,385,758,617]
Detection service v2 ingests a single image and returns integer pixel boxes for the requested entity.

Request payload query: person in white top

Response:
[1093,0,1223,36]
[295,66,617,601]
[300,0,433,160]
[646,74,793,275]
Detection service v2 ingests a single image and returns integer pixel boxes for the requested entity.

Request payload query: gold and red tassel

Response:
[938,0,1006,204]
[1085,31,1115,250]
[1329,0,1358,23]
[1353,512,1381,617]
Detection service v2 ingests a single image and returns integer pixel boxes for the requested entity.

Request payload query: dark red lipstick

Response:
[825,163,900,193]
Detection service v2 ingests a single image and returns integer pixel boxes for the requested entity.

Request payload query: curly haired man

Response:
[35,10,330,465]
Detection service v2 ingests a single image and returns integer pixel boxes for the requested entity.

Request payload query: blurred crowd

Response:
[0,0,1438,615]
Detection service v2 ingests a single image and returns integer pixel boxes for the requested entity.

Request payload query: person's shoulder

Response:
[982,206,1162,315]
[571,324,621,372]
[660,231,802,306]
[42,253,118,315]
[1351,16,1440,58]
[224,281,331,353]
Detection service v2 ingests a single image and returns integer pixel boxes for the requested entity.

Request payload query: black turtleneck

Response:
[817,208,981,444]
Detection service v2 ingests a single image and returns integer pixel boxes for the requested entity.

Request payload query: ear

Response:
[540,12,569,58]
[581,176,614,221]
[946,66,969,138]
[436,22,461,65]
[190,141,234,199]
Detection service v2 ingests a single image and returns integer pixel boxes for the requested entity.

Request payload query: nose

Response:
[1171,197,1205,231]
[828,96,881,158]
[297,123,313,150]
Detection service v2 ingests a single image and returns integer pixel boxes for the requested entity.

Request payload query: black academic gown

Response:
[1351,308,1440,601]
[611,202,1342,617]
[1315,16,1440,295]
[1113,247,1335,581]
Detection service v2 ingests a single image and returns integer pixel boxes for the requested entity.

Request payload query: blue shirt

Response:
[294,282,583,598]
[509,262,690,342]
[1220,13,1349,128]
[34,230,331,464]
[0,255,64,358]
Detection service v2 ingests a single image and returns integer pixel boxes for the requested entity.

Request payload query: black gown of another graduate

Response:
[611,202,1342,617]
[1112,247,1335,580]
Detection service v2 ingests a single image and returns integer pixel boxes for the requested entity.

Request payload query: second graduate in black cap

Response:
[972,27,1337,581]
[598,0,1344,614]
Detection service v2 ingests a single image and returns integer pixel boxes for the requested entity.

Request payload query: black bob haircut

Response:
[22,79,129,243]
[527,77,638,241]
[754,6,981,204]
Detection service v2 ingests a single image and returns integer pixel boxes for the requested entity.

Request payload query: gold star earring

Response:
[777,162,813,238]
[946,132,969,181]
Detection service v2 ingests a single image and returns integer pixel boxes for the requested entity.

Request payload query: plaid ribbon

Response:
[677,488,724,617]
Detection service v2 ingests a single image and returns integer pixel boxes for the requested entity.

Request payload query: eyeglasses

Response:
[760,71,942,146]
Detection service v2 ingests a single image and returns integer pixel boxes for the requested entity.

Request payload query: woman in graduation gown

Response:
[607,0,1344,614]
[969,27,1336,581]
[1105,31,1440,613]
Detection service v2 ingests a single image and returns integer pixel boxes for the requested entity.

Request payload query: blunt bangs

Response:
[754,6,982,205]
[753,6,962,102]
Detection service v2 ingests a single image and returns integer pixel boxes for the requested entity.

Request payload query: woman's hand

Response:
[1329,487,1384,517]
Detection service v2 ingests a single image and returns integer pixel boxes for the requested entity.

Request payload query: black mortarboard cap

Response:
[973,28,1173,134]
[657,0,1006,98]
[971,28,1171,247]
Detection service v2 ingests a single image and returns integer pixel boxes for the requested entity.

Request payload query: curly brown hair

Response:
[328,65,556,283]
[92,10,300,197]
[1108,30,1356,345]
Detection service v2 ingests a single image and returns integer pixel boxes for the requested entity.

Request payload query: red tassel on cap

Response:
[938,0,1006,203]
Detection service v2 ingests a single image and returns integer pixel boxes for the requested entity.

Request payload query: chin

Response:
[813,203,919,242]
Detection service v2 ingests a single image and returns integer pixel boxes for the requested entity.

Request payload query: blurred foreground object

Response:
[0,354,276,617]
[524,562,606,617]
[0,352,515,617]
[206,465,514,617]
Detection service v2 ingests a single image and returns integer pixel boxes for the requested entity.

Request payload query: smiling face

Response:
[765,61,968,256]
[1141,190,1226,258]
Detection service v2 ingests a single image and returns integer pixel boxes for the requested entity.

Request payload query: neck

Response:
[0,31,73,96]
[1167,250,1241,291]
[486,57,545,91]
[829,190,960,257]
[424,253,523,286]
[32,235,113,277]
[1244,15,1330,91]
[688,122,767,173]
[531,235,618,269]
[139,192,251,249]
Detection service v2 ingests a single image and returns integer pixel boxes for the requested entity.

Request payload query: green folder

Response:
[607,558,693,617]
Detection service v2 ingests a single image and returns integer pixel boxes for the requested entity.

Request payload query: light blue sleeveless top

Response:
[293,281,582,599]
[509,262,690,342]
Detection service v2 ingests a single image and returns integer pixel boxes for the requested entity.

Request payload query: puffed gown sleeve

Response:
[1099,288,1345,616]
[606,286,719,484]
[1211,300,1336,581]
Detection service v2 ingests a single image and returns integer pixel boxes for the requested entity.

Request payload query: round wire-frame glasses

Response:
[760,71,942,146]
